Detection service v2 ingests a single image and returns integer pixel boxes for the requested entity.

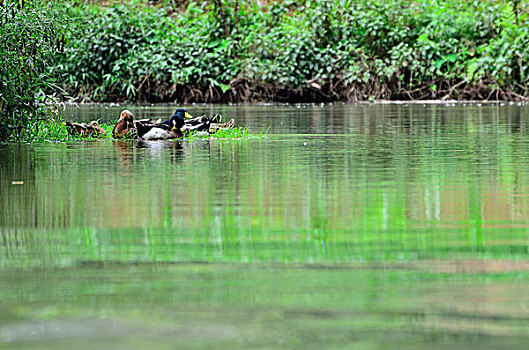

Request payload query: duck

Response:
[182,113,236,135]
[209,115,235,134]
[181,116,212,134]
[134,108,189,140]
[64,121,86,136]
[65,120,106,137]
[89,121,106,136]
[112,110,135,138]
[181,113,231,135]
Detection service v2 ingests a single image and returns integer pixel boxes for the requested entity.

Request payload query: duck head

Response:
[119,110,134,122]
[90,120,106,132]
[169,108,191,131]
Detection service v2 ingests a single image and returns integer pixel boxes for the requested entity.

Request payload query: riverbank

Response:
[2,0,529,142]
[54,0,529,104]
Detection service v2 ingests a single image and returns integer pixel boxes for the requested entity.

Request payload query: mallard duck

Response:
[112,110,134,138]
[134,108,189,140]
[181,116,212,134]
[181,113,235,135]
[209,115,235,134]
[65,120,106,137]
[181,113,231,135]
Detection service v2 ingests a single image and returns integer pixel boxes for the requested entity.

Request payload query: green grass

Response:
[187,126,267,141]
[21,116,114,143]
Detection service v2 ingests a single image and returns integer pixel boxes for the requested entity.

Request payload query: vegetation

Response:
[0,0,69,141]
[187,125,267,140]
[54,0,529,103]
[22,117,113,142]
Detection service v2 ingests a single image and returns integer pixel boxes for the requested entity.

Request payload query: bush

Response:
[0,0,69,141]
[54,0,529,103]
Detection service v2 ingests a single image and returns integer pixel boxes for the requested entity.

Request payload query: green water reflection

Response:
[2,265,529,349]
[1,103,529,348]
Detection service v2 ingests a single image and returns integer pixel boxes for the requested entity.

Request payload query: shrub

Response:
[53,0,529,103]
[0,0,69,141]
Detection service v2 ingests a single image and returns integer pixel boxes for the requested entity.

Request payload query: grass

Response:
[20,116,262,143]
[21,116,114,143]
[186,126,267,141]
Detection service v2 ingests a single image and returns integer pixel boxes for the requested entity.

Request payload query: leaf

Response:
[218,82,230,93]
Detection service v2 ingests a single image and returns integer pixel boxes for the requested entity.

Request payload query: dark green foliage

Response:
[0,0,69,141]
[55,0,529,103]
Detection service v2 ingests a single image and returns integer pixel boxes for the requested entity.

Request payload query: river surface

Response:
[1,103,529,349]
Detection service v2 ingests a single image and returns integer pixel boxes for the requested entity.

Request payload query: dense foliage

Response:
[0,0,69,141]
[2,0,529,140]
[54,0,529,103]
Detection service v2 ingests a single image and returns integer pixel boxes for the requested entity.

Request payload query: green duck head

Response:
[169,108,190,130]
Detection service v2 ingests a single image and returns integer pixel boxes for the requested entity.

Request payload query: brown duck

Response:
[112,110,135,138]
[209,116,235,134]
[65,120,106,137]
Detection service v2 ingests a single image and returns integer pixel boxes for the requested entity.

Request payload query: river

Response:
[1,102,529,349]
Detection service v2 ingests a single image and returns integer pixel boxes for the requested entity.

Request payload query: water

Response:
[1,103,529,349]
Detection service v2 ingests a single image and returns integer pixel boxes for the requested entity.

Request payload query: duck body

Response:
[135,121,181,140]
[112,110,135,138]
[65,121,106,137]
[65,121,87,136]
[182,116,212,134]
[180,113,235,135]
[89,121,106,136]
[209,114,235,134]
[134,108,188,140]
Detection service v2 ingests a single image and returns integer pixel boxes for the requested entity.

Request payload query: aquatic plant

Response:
[21,116,110,142]
[187,126,264,141]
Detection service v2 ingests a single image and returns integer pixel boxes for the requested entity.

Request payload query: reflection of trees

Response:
[2,104,529,266]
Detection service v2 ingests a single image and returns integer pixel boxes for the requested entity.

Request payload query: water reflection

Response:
[1,264,529,349]
[135,140,184,164]
[65,102,529,136]
[1,103,529,265]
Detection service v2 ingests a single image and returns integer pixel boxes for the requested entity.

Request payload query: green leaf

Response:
[446,54,456,63]
[218,82,230,93]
